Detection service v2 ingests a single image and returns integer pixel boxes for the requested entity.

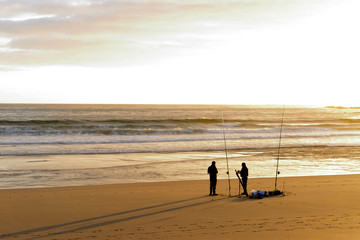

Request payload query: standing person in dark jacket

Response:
[240,162,248,196]
[208,161,218,196]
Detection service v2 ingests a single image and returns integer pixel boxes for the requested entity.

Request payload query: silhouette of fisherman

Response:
[240,162,248,196]
[208,161,218,196]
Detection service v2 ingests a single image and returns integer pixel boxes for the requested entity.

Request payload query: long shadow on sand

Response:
[1,195,230,240]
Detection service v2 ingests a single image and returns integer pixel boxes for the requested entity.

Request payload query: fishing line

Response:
[222,113,231,196]
[275,105,285,190]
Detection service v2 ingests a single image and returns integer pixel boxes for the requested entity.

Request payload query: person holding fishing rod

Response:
[240,162,248,196]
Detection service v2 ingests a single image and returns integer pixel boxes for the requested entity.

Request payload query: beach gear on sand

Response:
[250,190,283,199]
[250,190,266,199]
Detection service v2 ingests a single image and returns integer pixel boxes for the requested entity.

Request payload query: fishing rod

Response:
[275,105,285,190]
[222,114,231,196]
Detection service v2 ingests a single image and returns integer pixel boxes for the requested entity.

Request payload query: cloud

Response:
[0,0,312,68]
[0,1,174,66]
[1,0,359,105]
[0,0,358,70]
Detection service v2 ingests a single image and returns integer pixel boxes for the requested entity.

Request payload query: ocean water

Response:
[1,104,360,189]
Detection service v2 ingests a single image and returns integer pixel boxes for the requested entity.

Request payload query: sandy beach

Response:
[1,175,360,240]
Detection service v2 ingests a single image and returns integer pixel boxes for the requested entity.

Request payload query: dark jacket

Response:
[240,166,248,178]
[208,165,218,181]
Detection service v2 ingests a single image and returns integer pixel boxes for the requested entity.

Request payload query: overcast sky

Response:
[1,0,359,105]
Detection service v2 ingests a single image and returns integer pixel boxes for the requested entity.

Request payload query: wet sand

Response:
[1,175,360,239]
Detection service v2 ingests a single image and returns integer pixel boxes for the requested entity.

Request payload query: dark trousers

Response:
[210,179,217,195]
[242,177,248,194]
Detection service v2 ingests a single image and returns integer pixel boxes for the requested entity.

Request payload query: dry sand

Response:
[1,175,360,240]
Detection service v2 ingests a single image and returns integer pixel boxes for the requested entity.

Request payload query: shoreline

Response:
[1,174,360,239]
[3,145,360,190]
[1,173,359,191]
